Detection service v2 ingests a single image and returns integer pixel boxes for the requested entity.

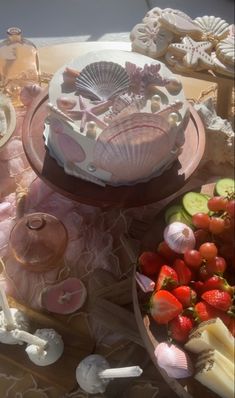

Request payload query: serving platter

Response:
[130,183,223,398]
[22,88,205,208]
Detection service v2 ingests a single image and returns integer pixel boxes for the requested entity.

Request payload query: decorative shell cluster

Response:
[130,7,234,77]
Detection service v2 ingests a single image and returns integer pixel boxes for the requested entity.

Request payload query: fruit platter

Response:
[132,178,235,398]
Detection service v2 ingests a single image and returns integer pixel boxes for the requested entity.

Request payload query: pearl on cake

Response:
[25,329,64,366]
[86,121,97,139]
[87,163,96,172]
[76,354,143,395]
[151,95,161,113]
[168,112,179,125]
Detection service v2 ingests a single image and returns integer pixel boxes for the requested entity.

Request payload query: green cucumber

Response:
[165,205,183,223]
[169,211,193,227]
[182,192,209,216]
[215,178,235,197]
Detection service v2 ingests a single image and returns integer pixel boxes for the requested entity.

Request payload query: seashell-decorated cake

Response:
[43,50,190,186]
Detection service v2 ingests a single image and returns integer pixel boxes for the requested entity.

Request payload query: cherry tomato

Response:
[184,250,202,269]
[208,196,228,212]
[194,229,211,249]
[206,256,227,274]
[226,200,235,218]
[199,242,218,261]
[209,217,225,235]
[192,213,210,229]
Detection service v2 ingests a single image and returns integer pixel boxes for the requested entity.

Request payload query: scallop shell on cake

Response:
[0,94,16,148]
[194,16,230,42]
[216,36,235,66]
[75,61,130,101]
[93,113,175,185]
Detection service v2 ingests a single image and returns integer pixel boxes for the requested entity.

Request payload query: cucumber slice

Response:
[169,211,193,227]
[165,205,183,223]
[182,192,209,216]
[215,178,235,197]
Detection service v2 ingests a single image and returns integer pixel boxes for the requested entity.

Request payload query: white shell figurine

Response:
[0,94,16,148]
[76,354,143,395]
[0,286,29,344]
[155,342,194,378]
[23,329,64,366]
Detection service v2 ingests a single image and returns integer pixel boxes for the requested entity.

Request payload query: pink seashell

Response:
[63,67,80,84]
[94,113,174,184]
[56,96,77,110]
[20,84,42,107]
[135,271,155,292]
[56,133,86,163]
[75,61,130,101]
[40,277,87,314]
[154,342,194,379]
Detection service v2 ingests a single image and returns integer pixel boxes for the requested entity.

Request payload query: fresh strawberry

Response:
[173,259,192,285]
[172,286,197,308]
[138,251,165,278]
[194,301,230,326]
[202,275,234,296]
[168,314,194,343]
[157,241,178,263]
[190,280,204,297]
[201,289,232,312]
[150,290,183,324]
[156,265,178,291]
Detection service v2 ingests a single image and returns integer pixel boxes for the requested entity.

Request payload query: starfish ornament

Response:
[68,95,111,132]
[169,36,214,69]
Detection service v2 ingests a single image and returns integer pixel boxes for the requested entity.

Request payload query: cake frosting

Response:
[44,50,189,186]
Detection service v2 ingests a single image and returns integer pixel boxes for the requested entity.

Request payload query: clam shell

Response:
[0,94,16,148]
[104,94,146,123]
[75,61,130,101]
[93,113,175,184]
[154,342,194,379]
[216,36,235,66]
[194,16,230,41]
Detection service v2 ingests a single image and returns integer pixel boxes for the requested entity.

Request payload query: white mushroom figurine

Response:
[76,354,143,395]
[11,328,64,366]
[0,286,29,344]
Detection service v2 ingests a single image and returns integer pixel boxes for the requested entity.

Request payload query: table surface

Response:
[0,41,224,398]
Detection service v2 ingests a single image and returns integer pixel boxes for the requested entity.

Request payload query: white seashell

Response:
[142,7,163,24]
[56,96,77,110]
[216,36,235,66]
[94,113,176,185]
[0,94,16,147]
[159,12,203,38]
[104,94,146,123]
[20,84,42,106]
[25,328,64,366]
[154,342,194,379]
[75,61,130,101]
[135,271,155,292]
[163,222,196,254]
[194,16,230,42]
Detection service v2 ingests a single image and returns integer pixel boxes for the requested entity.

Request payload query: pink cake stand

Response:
[22,89,205,208]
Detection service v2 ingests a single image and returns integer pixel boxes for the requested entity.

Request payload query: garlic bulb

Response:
[154,342,194,379]
[163,222,195,254]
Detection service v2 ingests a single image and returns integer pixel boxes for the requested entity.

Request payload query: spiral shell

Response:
[194,16,230,42]
[155,342,194,379]
[75,61,130,101]
[94,113,175,185]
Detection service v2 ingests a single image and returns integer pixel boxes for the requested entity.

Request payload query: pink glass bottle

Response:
[0,27,41,107]
[8,212,68,273]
